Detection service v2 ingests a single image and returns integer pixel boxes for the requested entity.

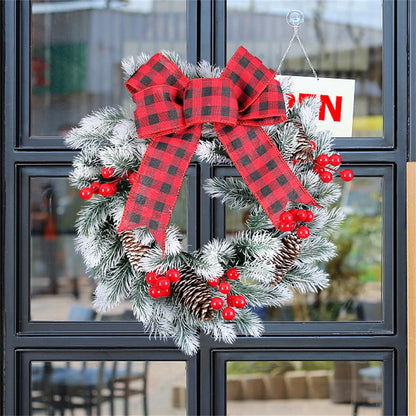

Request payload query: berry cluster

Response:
[278,209,314,239]
[79,167,138,200]
[146,269,181,299]
[209,268,246,321]
[313,154,353,183]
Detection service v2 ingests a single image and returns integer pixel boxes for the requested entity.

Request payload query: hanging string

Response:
[277,11,319,80]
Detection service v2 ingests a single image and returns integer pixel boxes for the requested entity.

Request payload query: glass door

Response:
[3,1,198,415]
[204,1,406,415]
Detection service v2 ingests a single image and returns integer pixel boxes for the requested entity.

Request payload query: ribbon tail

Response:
[118,127,201,252]
[215,123,319,230]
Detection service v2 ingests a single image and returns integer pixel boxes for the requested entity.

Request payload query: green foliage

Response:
[204,177,257,210]
[227,360,333,376]
[332,214,382,283]
[227,361,295,376]
[300,361,334,371]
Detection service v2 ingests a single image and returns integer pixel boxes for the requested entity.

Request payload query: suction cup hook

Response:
[278,9,318,79]
[286,10,304,28]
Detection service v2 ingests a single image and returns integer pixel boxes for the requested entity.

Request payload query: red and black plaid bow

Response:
[118,46,319,251]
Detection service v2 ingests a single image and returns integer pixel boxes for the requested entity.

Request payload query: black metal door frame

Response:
[1,0,408,414]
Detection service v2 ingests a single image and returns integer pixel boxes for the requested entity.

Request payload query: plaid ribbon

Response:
[118,46,319,251]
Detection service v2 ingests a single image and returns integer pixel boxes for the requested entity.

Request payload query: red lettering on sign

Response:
[298,93,317,104]
[319,95,342,122]
[284,93,344,123]
[286,93,296,109]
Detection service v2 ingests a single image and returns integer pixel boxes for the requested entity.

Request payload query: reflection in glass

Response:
[30,177,188,321]
[32,360,186,415]
[31,0,186,136]
[30,178,88,304]
[225,177,383,322]
[227,360,383,416]
[227,0,383,137]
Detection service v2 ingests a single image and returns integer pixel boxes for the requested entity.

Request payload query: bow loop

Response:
[238,82,287,126]
[221,46,277,112]
[125,53,188,94]
[132,85,186,138]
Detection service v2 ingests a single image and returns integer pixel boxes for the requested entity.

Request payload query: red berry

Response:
[329,154,342,166]
[146,271,158,285]
[234,296,247,309]
[166,269,180,283]
[157,278,171,290]
[128,173,137,184]
[279,222,292,232]
[296,209,307,222]
[101,167,115,179]
[320,171,333,183]
[227,268,240,281]
[99,183,117,197]
[219,281,231,294]
[208,276,221,287]
[297,225,310,239]
[340,169,354,182]
[310,140,316,150]
[287,221,297,231]
[149,286,161,298]
[211,297,224,310]
[160,287,171,297]
[316,154,330,166]
[305,210,314,223]
[289,208,298,216]
[80,187,93,200]
[313,165,324,174]
[91,181,101,193]
[222,307,236,320]
[227,295,236,307]
[279,212,294,223]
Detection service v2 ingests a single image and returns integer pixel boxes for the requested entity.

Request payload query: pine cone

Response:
[119,230,149,271]
[273,233,302,282]
[285,119,314,163]
[171,266,215,321]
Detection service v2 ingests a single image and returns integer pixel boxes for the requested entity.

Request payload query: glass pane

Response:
[32,360,186,415]
[30,176,188,321]
[31,0,187,136]
[227,361,383,415]
[225,177,383,322]
[227,0,383,137]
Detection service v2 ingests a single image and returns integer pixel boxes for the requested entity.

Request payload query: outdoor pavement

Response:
[227,399,381,416]
[30,282,382,416]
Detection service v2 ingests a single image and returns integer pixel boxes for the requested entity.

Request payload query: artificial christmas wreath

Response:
[66,47,352,354]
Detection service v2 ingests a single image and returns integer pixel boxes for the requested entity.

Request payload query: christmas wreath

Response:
[66,47,352,354]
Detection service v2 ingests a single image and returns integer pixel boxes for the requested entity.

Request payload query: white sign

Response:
[278,76,355,137]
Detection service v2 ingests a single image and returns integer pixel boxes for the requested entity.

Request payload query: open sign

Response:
[278,76,355,137]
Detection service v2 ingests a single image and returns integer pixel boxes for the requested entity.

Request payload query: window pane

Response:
[31,0,187,136]
[225,177,383,322]
[30,176,188,321]
[227,360,383,415]
[227,0,383,137]
[32,360,186,415]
